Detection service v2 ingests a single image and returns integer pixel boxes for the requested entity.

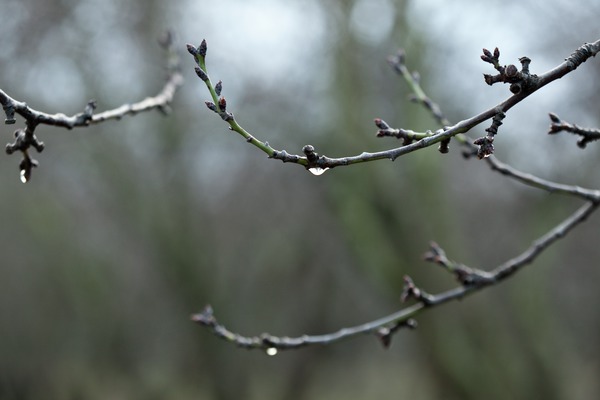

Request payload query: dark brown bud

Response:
[519,56,531,73]
[302,144,315,155]
[186,43,197,56]
[401,275,421,303]
[374,118,390,130]
[482,48,492,60]
[438,138,450,154]
[505,64,518,78]
[3,104,16,124]
[205,101,217,112]
[474,136,494,159]
[198,39,207,58]
[195,67,208,81]
[218,97,227,112]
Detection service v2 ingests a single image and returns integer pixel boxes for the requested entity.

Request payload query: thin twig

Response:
[389,49,600,203]
[387,49,452,153]
[548,112,600,148]
[192,200,598,351]
[190,40,600,351]
[483,153,600,201]
[191,304,423,351]
[0,31,183,182]
[490,201,599,281]
[190,40,600,171]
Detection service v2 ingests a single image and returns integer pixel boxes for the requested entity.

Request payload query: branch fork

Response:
[0,31,182,182]
[548,112,600,148]
[481,48,538,94]
[189,39,600,352]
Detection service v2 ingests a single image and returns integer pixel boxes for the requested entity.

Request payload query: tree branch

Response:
[189,39,600,171]
[547,112,600,148]
[192,200,598,352]
[386,47,600,203]
[191,304,422,352]
[190,39,600,352]
[0,31,183,182]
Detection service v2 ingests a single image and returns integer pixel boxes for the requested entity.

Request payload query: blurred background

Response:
[1,0,599,399]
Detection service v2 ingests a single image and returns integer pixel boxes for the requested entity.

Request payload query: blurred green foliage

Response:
[1,0,600,399]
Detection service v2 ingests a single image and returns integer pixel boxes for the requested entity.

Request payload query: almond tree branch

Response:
[387,49,452,153]
[189,40,600,171]
[482,154,600,201]
[186,41,291,164]
[547,112,600,148]
[0,31,183,182]
[192,200,598,351]
[190,40,600,352]
[387,47,600,203]
[191,304,422,352]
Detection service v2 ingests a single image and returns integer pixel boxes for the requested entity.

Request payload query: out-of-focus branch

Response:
[387,49,452,153]
[192,199,598,352]
[0,31,183,182]
[388,48,600,202]
[188,39,600,172]
[191,304,421,352]
[547,112,600,148]
[384,48,600,285]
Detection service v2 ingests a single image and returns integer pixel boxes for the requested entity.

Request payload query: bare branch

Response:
[192,200,598,352]
[482,154,600,201]
[0,31,183,182]
[388,49,600,203]
[387,49,452,153]
[490,201,599,281]
[548,112,600,148]
[191,303,424,352]
[190,38,600,352]
[190,39,600,172]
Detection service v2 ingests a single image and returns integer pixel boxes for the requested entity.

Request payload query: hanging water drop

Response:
[266,347,278,356]
[19,169,28,183]
[308,167,329,176]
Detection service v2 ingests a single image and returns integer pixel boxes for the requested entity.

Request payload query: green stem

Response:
[196,55,220,109]
[227,119,279,157]
[196,54,298,161]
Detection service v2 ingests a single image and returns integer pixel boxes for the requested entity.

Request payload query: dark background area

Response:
[1,0,599,399]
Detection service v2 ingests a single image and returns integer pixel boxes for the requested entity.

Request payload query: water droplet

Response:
[266,347,278,356]
[308,167,329,176]
[19,170,28,183]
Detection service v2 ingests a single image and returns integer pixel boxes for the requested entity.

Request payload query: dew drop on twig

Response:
[308,167,329,176]
[266,347,278,356]
[19,170,28,183]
